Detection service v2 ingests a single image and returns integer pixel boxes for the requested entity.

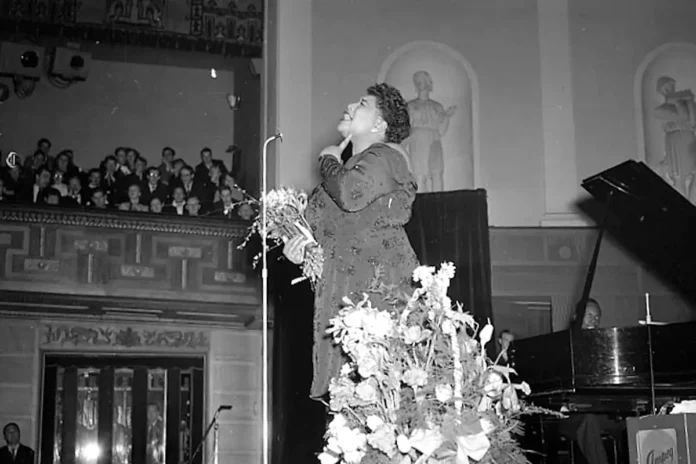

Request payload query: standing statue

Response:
[653,76,696,200]
[403,70,456,192]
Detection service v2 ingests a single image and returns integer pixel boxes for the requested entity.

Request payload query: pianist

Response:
[571,297,601,330]
[496,329,515,365]
[559,298,612,464]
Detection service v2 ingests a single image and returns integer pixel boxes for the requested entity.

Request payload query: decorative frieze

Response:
[42,324,210,350]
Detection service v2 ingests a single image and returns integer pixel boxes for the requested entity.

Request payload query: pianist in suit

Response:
[560,298,612,464]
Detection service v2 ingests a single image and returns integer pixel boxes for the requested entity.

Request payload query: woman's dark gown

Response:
[305,142,419,398]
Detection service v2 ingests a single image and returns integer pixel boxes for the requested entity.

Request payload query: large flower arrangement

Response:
[319,263,553,464]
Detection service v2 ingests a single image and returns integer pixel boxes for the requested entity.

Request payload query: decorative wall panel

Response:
[0,206,259,322]
[0,0,262,57]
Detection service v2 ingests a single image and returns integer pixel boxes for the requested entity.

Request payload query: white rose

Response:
[441,319,455,335]
[403,368,428,388]
[366,415,384,431]
[343,310,364,328]
[480,417,495,435]
[435,384,453,403]
[356,352,381,378]
[403,326,422,345]
[318,451,339,464]
[396,434,412,453]
[343,450,365,464]
[335,427,366,453]
[355,381,379,403]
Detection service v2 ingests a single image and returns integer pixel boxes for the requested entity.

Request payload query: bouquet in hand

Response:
[239,187,324,285]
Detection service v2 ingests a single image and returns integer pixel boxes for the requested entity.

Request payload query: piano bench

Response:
[555,434,618,464]
[601,433,619,464]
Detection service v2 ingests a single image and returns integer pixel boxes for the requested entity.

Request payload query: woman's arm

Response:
[320,148,403,212]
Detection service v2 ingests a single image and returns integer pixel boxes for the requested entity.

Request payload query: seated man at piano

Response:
[496,329,515,365]
[559,298,615,464]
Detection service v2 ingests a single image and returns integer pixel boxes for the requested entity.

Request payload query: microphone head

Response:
[6,151,18,169]
[276,131,283,142]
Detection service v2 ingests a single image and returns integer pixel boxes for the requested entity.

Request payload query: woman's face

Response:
[338,95,381,138]
[661,80,676,96]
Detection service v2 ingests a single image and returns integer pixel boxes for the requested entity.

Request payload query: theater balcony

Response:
[0,204,261,326]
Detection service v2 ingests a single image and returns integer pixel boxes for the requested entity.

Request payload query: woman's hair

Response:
[367,83,411,144]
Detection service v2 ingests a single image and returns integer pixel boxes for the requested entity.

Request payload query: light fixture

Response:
[226,94,241,110]
[20,50,39,68]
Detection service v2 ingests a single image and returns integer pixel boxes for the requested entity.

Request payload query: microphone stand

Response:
[261,131,283,464]
[639,293,666,415]
[188,407,223,464]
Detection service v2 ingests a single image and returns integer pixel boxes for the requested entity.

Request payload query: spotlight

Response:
[69,55,84,69]
[50,47,91,81]
[20,50,39,68]
[0,41,45,78]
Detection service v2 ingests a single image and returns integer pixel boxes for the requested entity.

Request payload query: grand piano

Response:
[513,160,696,415]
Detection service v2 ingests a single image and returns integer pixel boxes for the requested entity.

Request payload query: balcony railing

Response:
[0,205,260,326]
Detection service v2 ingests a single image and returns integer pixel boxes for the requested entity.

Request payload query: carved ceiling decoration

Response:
[0,0,262,57]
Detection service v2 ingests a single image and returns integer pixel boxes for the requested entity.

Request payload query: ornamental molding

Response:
[42,323,210,350]
[0,205,247,238]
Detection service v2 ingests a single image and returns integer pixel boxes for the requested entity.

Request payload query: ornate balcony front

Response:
[0,205,260,326]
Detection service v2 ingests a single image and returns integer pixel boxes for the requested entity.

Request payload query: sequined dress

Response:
[306,143,420,398]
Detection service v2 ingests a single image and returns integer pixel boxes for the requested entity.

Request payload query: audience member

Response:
[0,138,252,220]
[0,423,34,464]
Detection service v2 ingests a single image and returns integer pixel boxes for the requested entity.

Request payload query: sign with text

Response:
[628,414,696,464]
[637,429,677,464]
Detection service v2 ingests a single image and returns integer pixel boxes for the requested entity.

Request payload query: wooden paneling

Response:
[0,205,260,323]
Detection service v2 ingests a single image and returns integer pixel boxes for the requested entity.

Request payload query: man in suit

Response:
[0,423,34,464]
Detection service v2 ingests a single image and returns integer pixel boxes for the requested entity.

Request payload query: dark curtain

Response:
[270,255,323,464]
[405,189,493,324]
[270,189,493,464]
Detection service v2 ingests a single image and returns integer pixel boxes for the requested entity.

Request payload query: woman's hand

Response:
[319,134,352,161]
[282,235,313,265]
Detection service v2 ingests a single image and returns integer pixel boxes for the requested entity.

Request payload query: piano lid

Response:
[582,160,696,303]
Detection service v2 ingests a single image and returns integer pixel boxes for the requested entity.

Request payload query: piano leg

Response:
[522,415,563,464]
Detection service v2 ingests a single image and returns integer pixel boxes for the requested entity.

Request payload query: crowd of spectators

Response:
[0,138,254,220]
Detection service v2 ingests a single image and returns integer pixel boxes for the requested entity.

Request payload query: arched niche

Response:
[635,43,696,201]
[378,41,479,191]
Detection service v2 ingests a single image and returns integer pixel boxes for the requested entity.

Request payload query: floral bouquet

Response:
[239,187,324,286]
[319,263,557,464]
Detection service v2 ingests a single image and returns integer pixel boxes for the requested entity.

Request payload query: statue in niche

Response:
[653,76,696,201]
[402,70,457,193]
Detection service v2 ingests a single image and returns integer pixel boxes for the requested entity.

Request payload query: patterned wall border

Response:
[0,205,248,238]
[41,322,210,351]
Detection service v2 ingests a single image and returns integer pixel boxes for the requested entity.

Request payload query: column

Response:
[273,0,313,190]
[538,0,587,226]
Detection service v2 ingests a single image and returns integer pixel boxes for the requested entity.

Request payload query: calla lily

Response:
[479,319,494,348]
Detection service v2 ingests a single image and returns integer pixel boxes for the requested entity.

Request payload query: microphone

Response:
[6,151,18,169]
[218,405,233,410]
